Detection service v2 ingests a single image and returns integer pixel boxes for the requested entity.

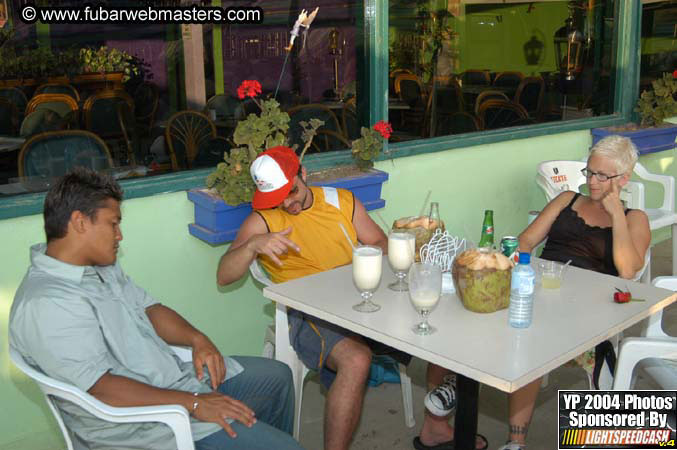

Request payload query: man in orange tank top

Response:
[217,146,409,450]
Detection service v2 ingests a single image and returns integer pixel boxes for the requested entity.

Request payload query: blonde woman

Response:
[499,135,651,450]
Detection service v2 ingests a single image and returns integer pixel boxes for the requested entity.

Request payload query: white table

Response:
[263,259,677,449]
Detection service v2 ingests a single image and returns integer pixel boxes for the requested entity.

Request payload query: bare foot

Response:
[419,415,486,448]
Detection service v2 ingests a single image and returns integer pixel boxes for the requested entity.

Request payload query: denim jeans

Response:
[194,356,304,450]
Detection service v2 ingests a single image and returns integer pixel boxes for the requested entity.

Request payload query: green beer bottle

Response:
[478,210,494,248]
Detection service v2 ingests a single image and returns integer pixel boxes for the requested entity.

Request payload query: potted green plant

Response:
[592,71,677,154]
[188,80,392,244]
[78,46,139,85]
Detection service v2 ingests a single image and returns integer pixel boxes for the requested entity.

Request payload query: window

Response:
[202,0,365,157]
[0,1,187,194]
[0,0,643,218]
[0,0,366,198]
[639,1,677,93]
[388,0,620,141]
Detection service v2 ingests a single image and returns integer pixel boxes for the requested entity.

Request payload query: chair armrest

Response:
[85,402,196,450]
[250,260,273,287]
[41,380,195,450]
[641,308,669,338]
[634,163,675,212]
[621,181,645,211]
[612,337,677,390]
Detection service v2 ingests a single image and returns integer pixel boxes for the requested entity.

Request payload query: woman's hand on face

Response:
[601,177,625,218]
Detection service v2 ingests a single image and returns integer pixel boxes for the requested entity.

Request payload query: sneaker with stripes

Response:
[424,374,456,416]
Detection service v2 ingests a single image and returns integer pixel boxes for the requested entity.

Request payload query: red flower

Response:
[237,80,262,99]
[673,70,677,79]
[373,120,393,140]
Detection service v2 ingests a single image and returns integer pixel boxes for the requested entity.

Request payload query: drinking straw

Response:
[338,223,356,250]
[375,211,391,231]
[418,190,432,218]
[561,259,572,277]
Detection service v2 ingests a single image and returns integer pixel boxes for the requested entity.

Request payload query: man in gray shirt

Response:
[9,168,303,450]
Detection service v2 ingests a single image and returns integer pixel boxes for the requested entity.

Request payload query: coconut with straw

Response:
[391,191,444,261]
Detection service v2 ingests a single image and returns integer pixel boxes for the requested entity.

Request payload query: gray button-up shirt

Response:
[9,244,243,450]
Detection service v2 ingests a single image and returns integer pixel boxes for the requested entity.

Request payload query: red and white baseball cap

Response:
[250,146,300,209]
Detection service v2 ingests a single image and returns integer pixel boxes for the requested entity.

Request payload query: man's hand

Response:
[246,227,300,266]
[601,178,625,218]
[192,334,226,390]
[192,392,257,438]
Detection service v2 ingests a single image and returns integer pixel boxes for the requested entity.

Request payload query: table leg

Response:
[454,374,479,450]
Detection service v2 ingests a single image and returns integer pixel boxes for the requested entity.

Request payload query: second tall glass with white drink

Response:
[387,231,416,292]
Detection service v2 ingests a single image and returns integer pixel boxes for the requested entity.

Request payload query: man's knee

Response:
[267,358,293,385]
[331,338,372,375]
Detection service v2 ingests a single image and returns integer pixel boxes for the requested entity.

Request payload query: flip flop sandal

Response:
[413,433,488,450]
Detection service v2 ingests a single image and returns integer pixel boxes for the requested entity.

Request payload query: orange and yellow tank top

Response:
[256,186,357,283]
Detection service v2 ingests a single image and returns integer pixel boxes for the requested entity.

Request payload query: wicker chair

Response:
[287,104,342,151]
[460,70,491,86]
[25,94,79,127]
[132,81,160,137]
[424,81,464,137]
[493,71,524,89]
[474,90,510,114]
[164,110,219,170]
[477,100,531,130]
[310,129,351,153]
[34,83,81,102]
[514,76,545,119]
[18,130,113,178]
[83,90,135,164]
[19,108,69,137]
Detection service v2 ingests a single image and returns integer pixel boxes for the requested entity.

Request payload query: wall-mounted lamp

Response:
[554,15,585,81]
[328,28,344,99]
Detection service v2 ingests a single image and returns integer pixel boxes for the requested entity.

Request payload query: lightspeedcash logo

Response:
[559,391,677,449]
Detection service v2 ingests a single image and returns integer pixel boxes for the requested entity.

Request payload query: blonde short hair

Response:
[589,135,638,174]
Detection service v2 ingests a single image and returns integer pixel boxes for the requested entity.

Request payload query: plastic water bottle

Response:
[509,252,535,328]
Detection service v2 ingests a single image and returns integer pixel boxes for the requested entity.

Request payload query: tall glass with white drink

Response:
[352,245,383,312]
[388,231,416,292]
[408,263,442,335]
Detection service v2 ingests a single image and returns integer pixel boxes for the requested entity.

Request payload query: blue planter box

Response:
[187,191,252,244]
[591,125,677,155]
[188,169,389,245]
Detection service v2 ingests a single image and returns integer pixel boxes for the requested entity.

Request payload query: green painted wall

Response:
[1,130,675,449]
[458,2,568,75]
[389,1,569,77]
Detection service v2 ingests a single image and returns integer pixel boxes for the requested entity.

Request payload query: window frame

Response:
[0,0,641,220]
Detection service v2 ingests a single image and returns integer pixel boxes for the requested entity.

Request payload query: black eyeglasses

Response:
[580,168,623,182]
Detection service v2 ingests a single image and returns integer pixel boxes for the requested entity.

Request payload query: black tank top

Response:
[540,193,631,276]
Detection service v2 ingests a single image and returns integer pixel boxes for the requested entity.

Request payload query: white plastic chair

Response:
[536,160,645,210]
[613,276,677,389]
[536,160,587,199]
[9,345,196,450]
[632,162,677,280]
[249,260,416,440]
